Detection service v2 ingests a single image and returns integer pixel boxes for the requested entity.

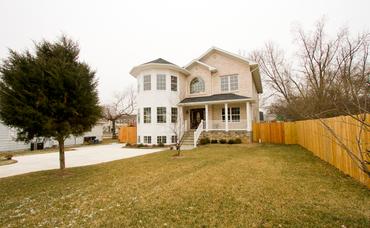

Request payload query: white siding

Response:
[0,122,29,152]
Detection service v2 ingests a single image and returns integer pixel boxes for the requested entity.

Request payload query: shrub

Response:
[211,139,218,144]
[199,137,210,145]
[228,139,235,144]
[126,142,132,147]
[2,153,13,160]
[158,142,165,147]
[234,138,242,144]
[137,143,144,148]
[219,139,227,144]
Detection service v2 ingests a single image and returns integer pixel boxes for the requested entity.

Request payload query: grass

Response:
[0,144,369,227]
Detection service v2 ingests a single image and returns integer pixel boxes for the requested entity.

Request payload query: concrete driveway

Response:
[0,143,164,178]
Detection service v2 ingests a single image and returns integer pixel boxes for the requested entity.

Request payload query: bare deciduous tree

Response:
[250,18,369,176]
[103,87,136,139]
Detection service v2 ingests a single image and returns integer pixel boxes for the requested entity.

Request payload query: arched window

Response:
[190,77,205,94]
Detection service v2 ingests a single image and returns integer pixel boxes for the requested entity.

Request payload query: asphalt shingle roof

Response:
[144,58,176,65]
[180,93,250,104]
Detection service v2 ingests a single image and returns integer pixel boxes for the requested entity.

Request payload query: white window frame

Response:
[157,136,167,144]
[171,75,177,91]
[143,75,151,91]
[220,74,238,92]
[171,107,177,123]
[156,74,166,90]
[222,107,240,122]
[144,136,152,144]
[143,107,151,123]
[157,107,166,123]
[171,135,177,143]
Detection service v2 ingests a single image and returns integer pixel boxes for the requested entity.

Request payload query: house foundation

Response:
[200,130,252,143]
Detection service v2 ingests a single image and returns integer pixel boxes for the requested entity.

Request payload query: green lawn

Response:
[0,144,369,227]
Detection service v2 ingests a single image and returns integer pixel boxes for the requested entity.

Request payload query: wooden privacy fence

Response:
[253,115,369,187]
[118,126,137,144]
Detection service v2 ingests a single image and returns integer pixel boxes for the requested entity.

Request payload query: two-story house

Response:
[130,47,262,147]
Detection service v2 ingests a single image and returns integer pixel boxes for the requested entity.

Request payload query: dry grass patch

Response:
[0,144,369,227]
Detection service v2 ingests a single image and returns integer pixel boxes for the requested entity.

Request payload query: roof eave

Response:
[178,98,255,106]
[130,63,190,77]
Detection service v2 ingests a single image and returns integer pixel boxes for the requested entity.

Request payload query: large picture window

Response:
[190,77,205,94]
[220,74,238,92]
[222,107,240,122]
[157,74,166,90]
[143,75,151,91]
[157,107,166,123]
[171,76,177,91]
[143,107,151,123]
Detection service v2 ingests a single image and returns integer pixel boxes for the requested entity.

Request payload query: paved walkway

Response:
[0,144,164,178]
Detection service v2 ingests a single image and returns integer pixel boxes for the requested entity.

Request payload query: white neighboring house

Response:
[0,121,104,152]
[130,47,263,146]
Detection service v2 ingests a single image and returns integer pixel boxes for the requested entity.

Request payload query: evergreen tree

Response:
[0,36,101,169]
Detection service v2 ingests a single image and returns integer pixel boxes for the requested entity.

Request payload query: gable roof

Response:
[184,47,263,93]
[184,60,217,73]
[179,93,252,105]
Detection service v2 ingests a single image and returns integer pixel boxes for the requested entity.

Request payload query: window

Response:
[137,108,140,124]
[138,136,140,144]
[171,135,177,143]
[222,108,231,122]
[157,136,167,144]
[144,136,152,144]
[171,76,177,91]
[144,107,151,123]
[143,75,151,91]
[222,107,240,122]
[157,74,166,90]
[171,107,177,123]
[231,107,240,122]
[190,77,205,94]
[157,107,166,123]
[220,74,238,92]
[230,75,238,90]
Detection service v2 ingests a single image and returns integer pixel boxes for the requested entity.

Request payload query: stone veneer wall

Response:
[200,131,252,144]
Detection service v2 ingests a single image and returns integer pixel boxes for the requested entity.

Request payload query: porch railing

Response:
[193,120,204,147]
[207,119,247,130]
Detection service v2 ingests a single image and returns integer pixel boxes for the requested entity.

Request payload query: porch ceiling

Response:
[178,93,253,106]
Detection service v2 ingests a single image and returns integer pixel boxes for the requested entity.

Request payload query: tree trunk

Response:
[112,120,117,139]
[58,138,65,170]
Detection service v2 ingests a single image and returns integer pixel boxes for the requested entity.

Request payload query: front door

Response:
[190,108,205,129]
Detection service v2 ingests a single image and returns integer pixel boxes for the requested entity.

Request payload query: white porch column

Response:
[246,102,252,132]
[205,104,209,131]
[225,103,229,132]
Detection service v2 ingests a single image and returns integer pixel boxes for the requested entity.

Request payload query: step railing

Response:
[193,120,204,147]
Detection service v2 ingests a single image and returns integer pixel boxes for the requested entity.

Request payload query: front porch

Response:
[178,101,254,132]
[177,94,256,147]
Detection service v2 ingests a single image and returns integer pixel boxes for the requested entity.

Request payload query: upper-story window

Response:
[171,76,177,91]
[143,75,151,91]
[220,74,238,92]
[157,74,166,90]
[190,77,205,94]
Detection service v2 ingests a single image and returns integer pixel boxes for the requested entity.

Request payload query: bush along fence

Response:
[253,115,369,188]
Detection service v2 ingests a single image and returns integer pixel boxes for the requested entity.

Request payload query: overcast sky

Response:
[1,0,369,103]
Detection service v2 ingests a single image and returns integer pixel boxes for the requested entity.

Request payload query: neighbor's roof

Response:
[130,58,190,77]
[179,93,253,105]
[184,47,263,93]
